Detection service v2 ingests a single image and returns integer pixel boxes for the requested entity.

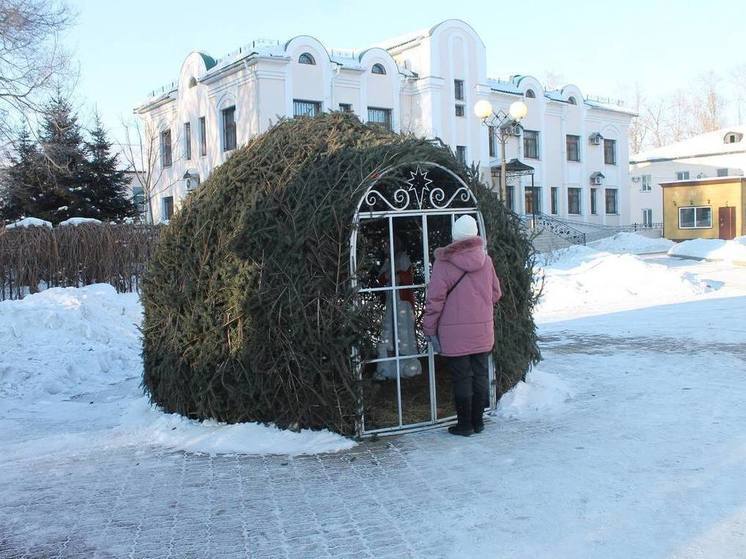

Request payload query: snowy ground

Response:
[1,236,746,558]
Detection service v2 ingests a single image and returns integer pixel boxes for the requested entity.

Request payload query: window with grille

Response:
[676,171,690,180]
[184,122,191,160]
[605,188,618,214]
[551,187,559,214]
[367,107,392,130]
[455,104,465,117]
[523,130,539,159]
[454,79,464,101]
[371,63,386,75]
[339,103,352,113]
[567,188,581,214]
[160,129,172,168]
[566,135,580,161]
[717,168,729,177]
[222,106,236,152]
[199,117,207,157]
[162,196,174,221]
[641,175,652,191]
[642,208,653,227]
[604,139,616,165]
[294,99,321,118]
[298,52,315,65]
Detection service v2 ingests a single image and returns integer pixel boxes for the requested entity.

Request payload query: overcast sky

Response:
[67,0,745,142]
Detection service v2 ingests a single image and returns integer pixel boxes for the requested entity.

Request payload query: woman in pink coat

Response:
[423,215,502,436]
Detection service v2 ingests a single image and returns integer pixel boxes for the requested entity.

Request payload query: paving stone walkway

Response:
[3,297,746,558]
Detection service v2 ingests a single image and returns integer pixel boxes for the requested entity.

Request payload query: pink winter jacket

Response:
[423,236,502,357]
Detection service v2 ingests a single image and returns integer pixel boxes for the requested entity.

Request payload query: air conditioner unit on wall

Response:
[631,176,641,183]
[589,132,603,145]
[591,176,602,186]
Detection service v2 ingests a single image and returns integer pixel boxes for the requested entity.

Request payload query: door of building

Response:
[718,206,736,240]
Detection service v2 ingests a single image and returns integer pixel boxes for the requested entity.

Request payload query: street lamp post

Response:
[474,99,528,203]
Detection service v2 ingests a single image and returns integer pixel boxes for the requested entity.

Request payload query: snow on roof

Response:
[632,126,746,163]
[374,27,429,50]
[58,217,103,227]
[5,217,52,229]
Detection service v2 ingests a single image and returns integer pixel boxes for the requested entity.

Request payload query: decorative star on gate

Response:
[406,166,433,209]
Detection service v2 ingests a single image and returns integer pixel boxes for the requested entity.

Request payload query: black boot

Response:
[471,392,485,434]
[448,397,474,437]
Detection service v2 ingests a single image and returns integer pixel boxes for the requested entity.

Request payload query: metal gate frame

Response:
[349,161,495,437]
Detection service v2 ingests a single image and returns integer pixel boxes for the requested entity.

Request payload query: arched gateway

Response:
[351,161,494,435]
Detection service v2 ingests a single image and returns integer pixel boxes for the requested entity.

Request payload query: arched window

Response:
[298,52,316,65]
[525,89,535,98]
[724,132,743,144]
[371,63,386,75]
[188,77,197,88]
[568,96,577,105]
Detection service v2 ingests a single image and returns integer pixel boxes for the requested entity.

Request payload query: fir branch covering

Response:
[142,113,540,435]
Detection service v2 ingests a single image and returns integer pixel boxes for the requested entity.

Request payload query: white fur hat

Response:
[452,215,478,242]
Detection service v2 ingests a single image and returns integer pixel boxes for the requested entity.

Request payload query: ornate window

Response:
[568,96,577,105]
[298,52,316,65]
[222,106,236,151]
[294,99,321,118]
[525,89,536,98]
[371,63,386,75]
[367,107,392,130]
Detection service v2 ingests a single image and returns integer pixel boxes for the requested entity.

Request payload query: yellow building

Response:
[661,177,745,241]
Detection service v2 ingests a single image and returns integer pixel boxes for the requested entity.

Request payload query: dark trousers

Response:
[447,352,490,408]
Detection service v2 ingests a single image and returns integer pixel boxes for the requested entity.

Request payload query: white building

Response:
[135,19,635,224]
[629,127,746,226]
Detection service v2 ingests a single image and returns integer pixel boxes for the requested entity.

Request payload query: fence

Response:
[0,224,162,301]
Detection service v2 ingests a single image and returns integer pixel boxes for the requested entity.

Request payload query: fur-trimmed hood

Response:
[434,236,487,272]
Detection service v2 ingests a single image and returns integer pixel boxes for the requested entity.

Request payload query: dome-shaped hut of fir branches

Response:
[142,112,540,436]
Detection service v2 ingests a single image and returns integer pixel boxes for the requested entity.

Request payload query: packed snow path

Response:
[2,254,746,558]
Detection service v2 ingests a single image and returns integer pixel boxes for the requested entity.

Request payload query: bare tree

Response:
[627,83,648,154]
[120,116,179,224]
[0,0,74,146]
[692,71,724,133]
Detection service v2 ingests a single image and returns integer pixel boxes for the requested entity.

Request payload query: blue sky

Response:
[67,0,744,141]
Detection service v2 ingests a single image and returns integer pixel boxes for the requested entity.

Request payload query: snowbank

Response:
[495,369,574,420]
[538,248,711,318]
[117,397,356,456]
[668,237,746,264]
[58,217,102,226]
[0,284,356,456]
[0,284,142,398]
[5,217,52,229]
[589,232,673,254]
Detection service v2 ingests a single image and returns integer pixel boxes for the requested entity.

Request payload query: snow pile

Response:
[58,217,102,226]
[0,284,142,398]
[0,284,356,456]
[495,369,574,419]
[116,397,356,456]
[5,217,52,229]
[539,249,711,317]
[668,237,746,263]
[589,232,674,254]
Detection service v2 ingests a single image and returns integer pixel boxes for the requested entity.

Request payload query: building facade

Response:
[135,19,635,224]
[661,176,745,241]
[629,127,746,227]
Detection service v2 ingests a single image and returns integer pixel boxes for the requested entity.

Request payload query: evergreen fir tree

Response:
[83,114,137,221]
[0,127,45,222]
[37,94,88,222]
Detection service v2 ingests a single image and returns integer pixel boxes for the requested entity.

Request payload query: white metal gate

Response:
[350,161,495,436]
